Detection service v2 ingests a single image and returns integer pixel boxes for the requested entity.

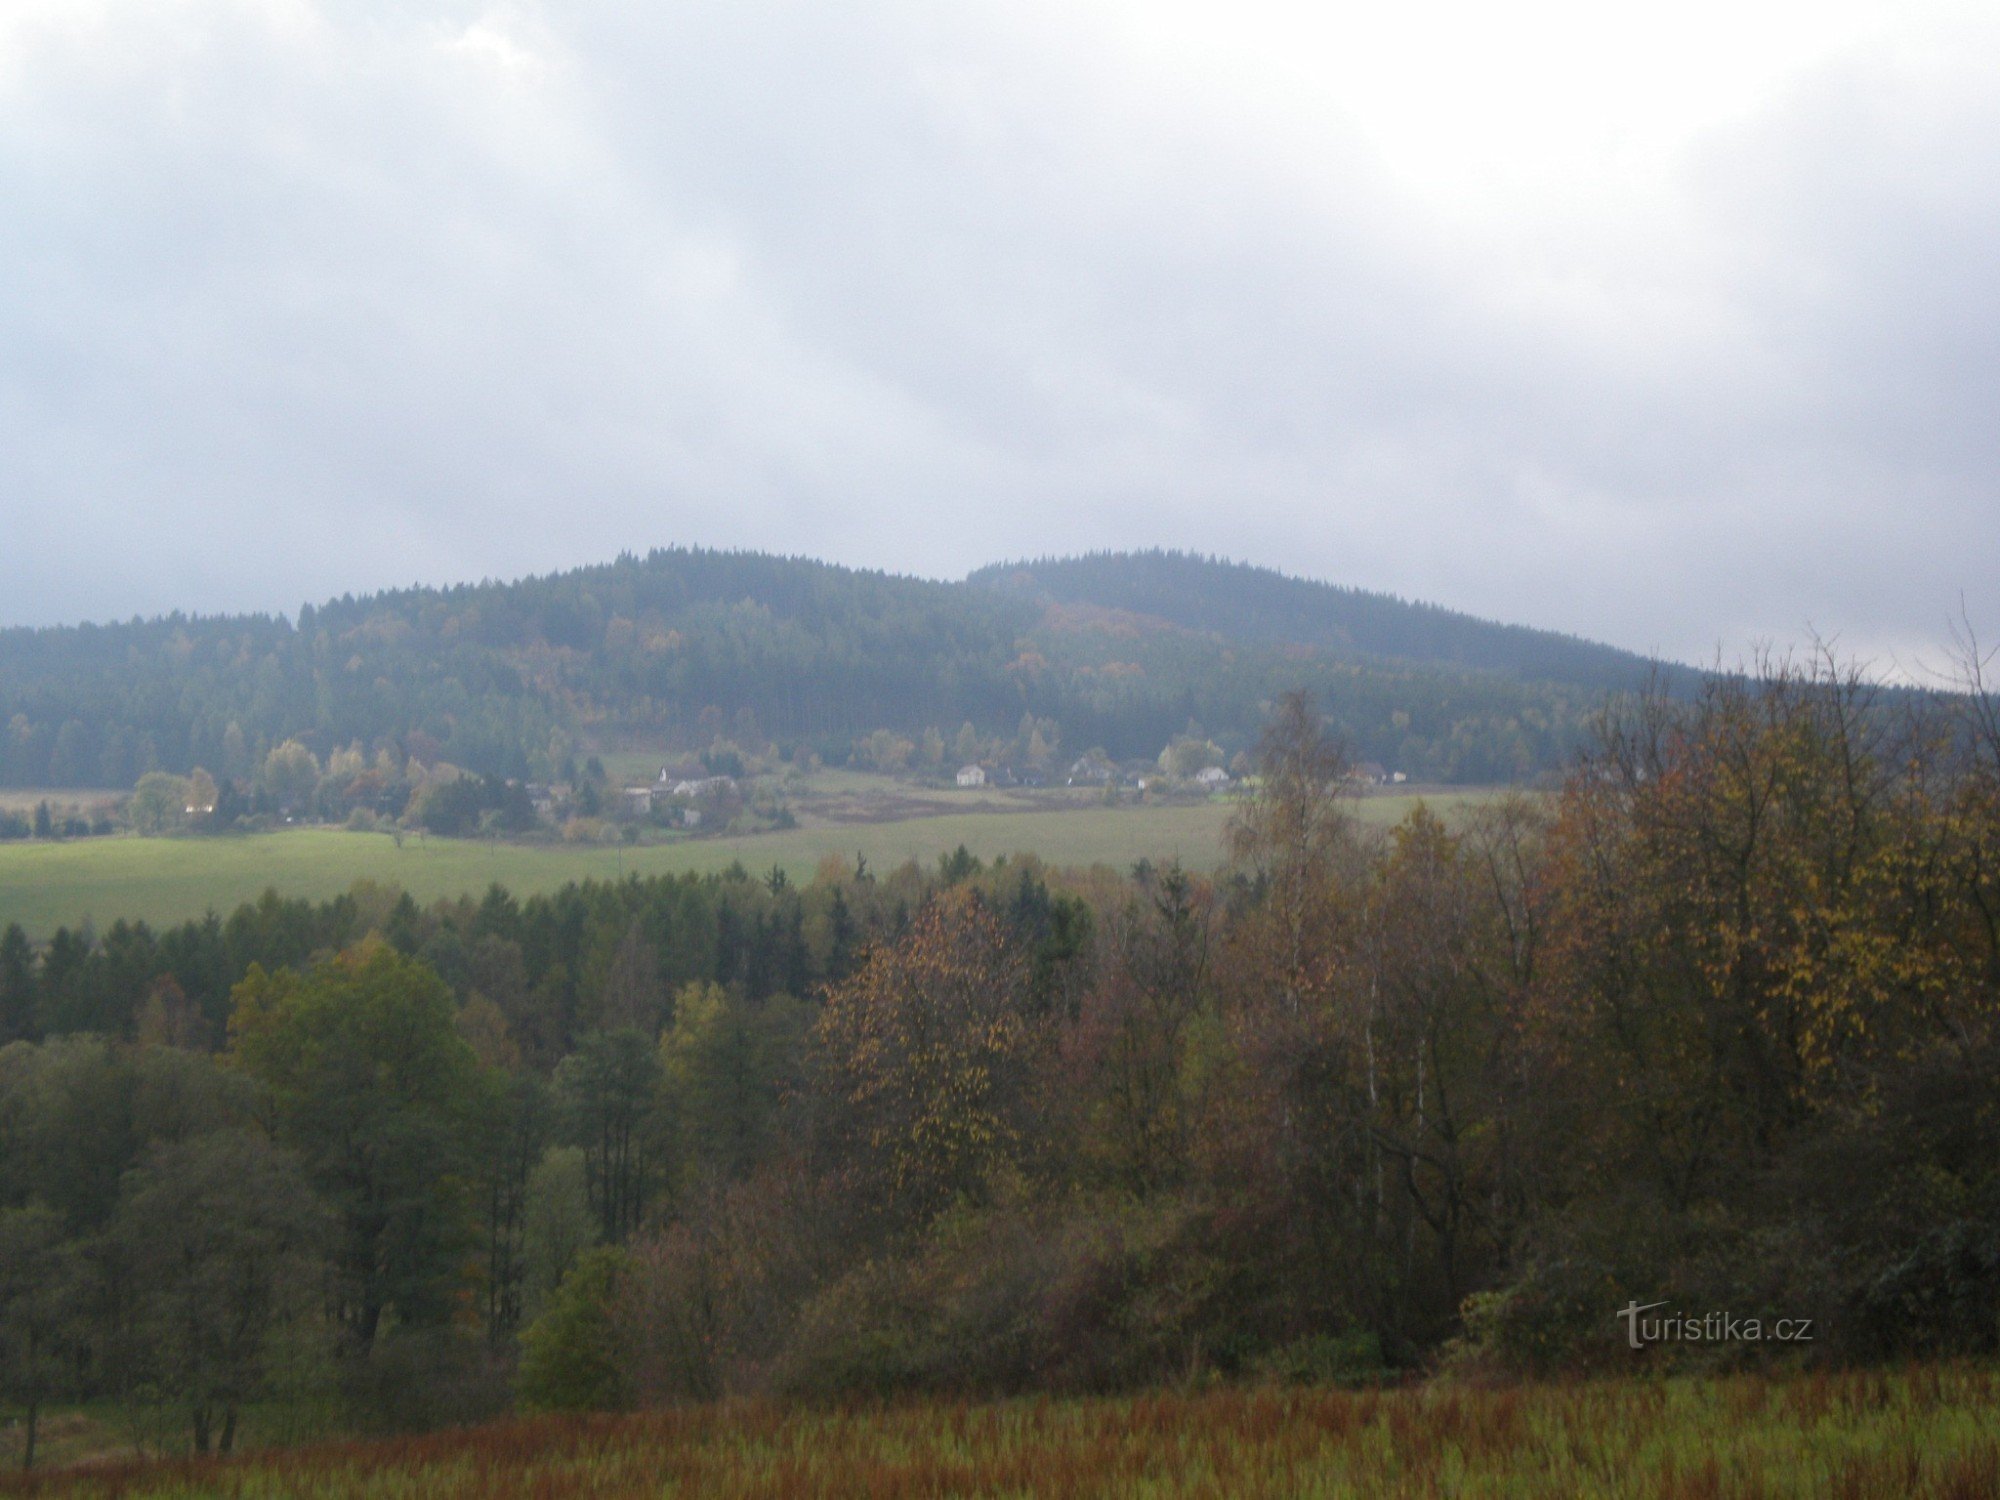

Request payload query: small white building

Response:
[1194,766,1231,790]
[1067,755,1115,785]
[670,775,736,798]
[955,764,986,788]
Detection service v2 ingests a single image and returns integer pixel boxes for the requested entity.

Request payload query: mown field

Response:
[5,1370,1997,1499]
[0,792,1493,938]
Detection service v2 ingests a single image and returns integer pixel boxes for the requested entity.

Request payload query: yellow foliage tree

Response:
[813,888,1034,1228]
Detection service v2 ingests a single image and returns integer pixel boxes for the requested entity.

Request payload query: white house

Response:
[1194,766,1231,790]
[1066,755,1115,785]
[670,775,736,798]
[956,764,986,788]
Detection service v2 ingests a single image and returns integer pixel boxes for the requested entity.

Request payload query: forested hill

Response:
[0,548,1689,789]
[970,551,1691,693]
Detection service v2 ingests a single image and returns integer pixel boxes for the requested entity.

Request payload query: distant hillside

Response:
[0,548,1688,790]
[970,551,1690,693]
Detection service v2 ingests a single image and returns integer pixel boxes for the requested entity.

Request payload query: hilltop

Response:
[0,548,1688,789]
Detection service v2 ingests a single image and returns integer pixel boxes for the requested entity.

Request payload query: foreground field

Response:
[5,1371,1996,1499]
[0,792,1492,937]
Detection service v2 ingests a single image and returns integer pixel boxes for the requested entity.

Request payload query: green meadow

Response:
[0,793,1495,937]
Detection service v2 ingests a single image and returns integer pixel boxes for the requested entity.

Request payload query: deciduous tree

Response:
[813,888,1036,1231]
[0,1205,77,1470]
[229,942,480,1347]
[113,1131,329,1455]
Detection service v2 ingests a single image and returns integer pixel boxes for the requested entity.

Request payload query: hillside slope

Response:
[0,548,1682,788]
[971,551,1689,692]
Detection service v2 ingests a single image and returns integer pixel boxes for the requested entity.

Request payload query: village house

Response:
[955,764,986,788]
[1066,754,1115,785]
[668,775,736,798]
[1193,765,1231,790]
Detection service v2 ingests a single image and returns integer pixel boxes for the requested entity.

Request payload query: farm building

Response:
[1066,755,1115,785]
[669,775,736,798]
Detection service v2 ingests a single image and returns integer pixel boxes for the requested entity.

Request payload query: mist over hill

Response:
[0,548,1692,789]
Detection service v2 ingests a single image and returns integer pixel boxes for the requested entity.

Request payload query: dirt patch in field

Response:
[0,789,122,813]
[801,795,1039,825]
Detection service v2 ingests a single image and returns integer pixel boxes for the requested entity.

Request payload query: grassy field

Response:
[0,793,1495,938]
[5,1370,1996,1498]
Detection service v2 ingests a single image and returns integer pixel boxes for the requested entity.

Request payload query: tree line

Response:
[5,659,1998,1464]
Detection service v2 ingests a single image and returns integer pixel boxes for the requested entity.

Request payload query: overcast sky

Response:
[3,0,1997,670]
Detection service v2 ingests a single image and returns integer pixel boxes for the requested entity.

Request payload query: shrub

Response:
[1455,1257,1623,1375]
[516,1248,632,1412]
[1859,1220,2000,1357]
[340,1329,514,1434]
[1256,1330,1388,1387]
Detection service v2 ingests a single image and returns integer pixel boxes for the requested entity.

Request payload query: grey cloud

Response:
[1,1,1997,674]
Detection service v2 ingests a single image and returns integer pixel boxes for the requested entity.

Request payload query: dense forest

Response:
[3,665,1997,1463]
[0,549,1684,793]
[969,551,1700,691]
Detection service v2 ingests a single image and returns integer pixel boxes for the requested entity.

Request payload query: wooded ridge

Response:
[0,548,1691,789]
